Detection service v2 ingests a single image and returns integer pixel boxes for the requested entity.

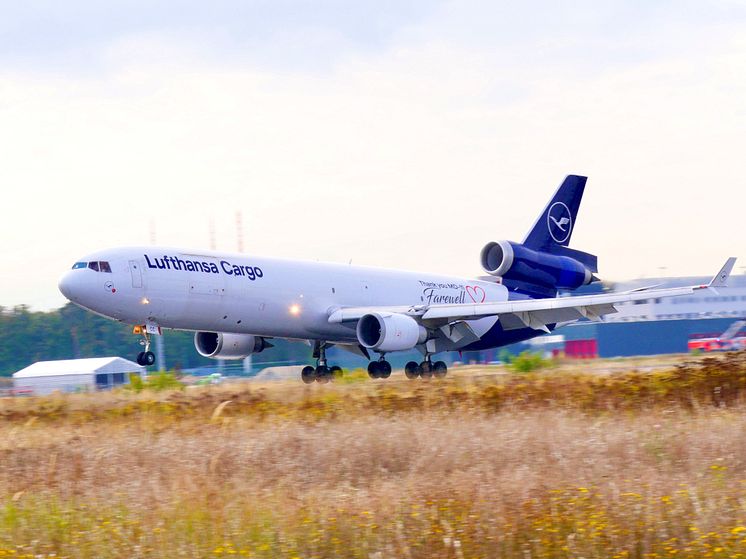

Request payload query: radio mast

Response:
[236,210,252,375]
[150,220,166,372]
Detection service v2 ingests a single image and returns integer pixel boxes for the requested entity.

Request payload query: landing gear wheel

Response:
[419,361,433,379]
[137,351,155,366]
[315,365,330,383]
[143,351,155,366]
[378,360,392,379]
[329,365,343,380]
[404,361,421,379]
[433,360,448,378]
[301,365,316,384]
[367,361,381,379]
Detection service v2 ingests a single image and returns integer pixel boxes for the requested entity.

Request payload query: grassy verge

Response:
[2,352,746,558]
[2,353,745,425]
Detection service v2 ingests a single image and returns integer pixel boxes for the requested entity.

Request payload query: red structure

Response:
[565,339,598,359]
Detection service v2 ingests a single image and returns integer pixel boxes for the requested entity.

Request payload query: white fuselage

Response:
[59,247,509,346]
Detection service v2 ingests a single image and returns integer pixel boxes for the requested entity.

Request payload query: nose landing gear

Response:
[133,325,156,367]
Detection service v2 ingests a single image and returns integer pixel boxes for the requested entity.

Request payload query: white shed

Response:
[12,357,145,396]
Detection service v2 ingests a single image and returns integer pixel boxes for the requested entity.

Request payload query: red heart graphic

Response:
[466,285,486,303]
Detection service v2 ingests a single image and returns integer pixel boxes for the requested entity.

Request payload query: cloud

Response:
[0,0,437,74]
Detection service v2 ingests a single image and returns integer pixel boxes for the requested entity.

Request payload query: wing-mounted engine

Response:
[194,332,272,359]
[356,312,427,352]
[480,240,594,291]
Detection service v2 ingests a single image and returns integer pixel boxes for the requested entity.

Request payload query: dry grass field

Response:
[3,353,746,558]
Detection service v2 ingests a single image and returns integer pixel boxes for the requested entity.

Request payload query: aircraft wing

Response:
[328,258,737,333]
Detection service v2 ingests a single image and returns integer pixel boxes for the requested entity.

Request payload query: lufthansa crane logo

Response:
[547,202,573,244]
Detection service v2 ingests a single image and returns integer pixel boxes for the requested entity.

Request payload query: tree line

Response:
[0,304,309,377]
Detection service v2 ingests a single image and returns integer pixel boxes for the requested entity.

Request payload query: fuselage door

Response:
[129,260,143,288]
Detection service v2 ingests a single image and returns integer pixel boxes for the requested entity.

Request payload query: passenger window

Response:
[100,261,112,273]
[88,262,100,272]
[72,262,87,269]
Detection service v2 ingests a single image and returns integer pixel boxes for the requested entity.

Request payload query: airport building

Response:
[12,357,145,396]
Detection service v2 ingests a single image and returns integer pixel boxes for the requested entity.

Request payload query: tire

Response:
[404,361,420,379]
[301,365,316,384]
[143,351,156,366]
[329,365,343,380]
[419,361,433,379]
[367,361,381,379]
[136,352,146,366]
[433,360,448,378]
[379,360,392,379]
[315,365,330,383]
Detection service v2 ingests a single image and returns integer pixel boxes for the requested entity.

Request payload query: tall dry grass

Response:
[2,353,746,558]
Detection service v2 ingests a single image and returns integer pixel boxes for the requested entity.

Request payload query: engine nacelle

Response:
[480,240,592,290]
[356,313,427,352]
[194,332,269,360]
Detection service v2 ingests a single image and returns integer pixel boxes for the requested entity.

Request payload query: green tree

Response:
[0,303,312,376]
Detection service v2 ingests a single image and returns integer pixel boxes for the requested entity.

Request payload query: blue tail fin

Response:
[524,175,586,250]
[523,175,598,272]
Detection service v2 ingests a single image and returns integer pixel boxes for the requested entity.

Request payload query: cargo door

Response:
[186,271,226,330]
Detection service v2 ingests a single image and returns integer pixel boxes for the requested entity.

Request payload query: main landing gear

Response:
[367,357,392,379]
[133,325,156,367]
[301,342,343,384]
[403,358,448,380]
[299,342,448,383]
[369,355,447,380]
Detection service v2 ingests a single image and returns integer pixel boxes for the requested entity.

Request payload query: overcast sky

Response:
[2,0,745,310]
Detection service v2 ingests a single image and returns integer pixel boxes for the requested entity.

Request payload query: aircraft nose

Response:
[58,270,81,302]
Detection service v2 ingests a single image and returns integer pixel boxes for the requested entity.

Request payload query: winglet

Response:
[708,257,737,289]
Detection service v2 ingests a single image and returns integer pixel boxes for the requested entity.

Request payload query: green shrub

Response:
[508,351,552,373]
[127,371,184,392]
[498,349,514,364]
[334,368,369,384]
[128,372,144,392]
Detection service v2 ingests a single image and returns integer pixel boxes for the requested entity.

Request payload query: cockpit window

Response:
[75,260,112,272]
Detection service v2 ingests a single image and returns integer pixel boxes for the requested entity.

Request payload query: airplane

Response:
[58,175,737,383]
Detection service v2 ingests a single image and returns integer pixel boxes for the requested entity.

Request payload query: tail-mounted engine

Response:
[194,332,272,359]
[480,240,593,290]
